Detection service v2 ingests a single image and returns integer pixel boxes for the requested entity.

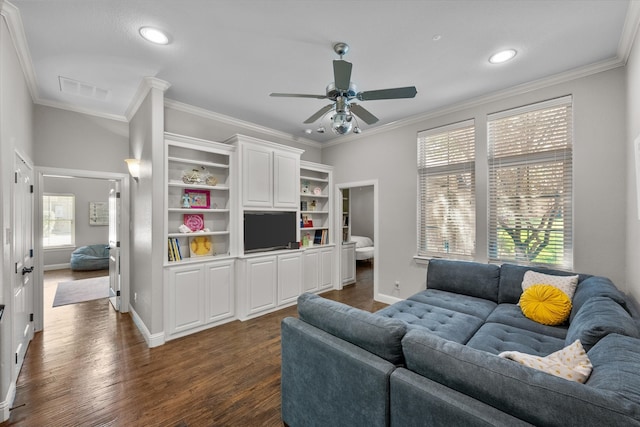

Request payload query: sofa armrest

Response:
[390,368,533,427]
[402,329,640,426]
[281,317,395,427]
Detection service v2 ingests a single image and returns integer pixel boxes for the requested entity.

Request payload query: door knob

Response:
[22,266,34,275]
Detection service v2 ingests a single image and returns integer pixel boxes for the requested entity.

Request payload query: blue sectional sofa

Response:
[281,259,640,426]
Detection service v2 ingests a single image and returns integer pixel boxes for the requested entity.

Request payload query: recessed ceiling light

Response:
[489,49,517,64]
[139,27,170,45]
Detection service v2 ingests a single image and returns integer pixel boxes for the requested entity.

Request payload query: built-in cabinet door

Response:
[278,253,302,305]
[168,264,206,335]
[205,260,235,323]
[246,256,278,314]
[341,243,356,285]
[319,247,334,289]
[273,151,299,209]
[242,144,273,207]
[302,250,320,292]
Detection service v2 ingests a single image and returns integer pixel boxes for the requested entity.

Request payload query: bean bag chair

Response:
[70,244,109,271]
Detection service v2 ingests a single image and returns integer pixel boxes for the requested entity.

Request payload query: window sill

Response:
[44,245,76,252]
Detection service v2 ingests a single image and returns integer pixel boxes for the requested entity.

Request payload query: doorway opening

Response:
[336,180,378,300]
[33,167,130,332]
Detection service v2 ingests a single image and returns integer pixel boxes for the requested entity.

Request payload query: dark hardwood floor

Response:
[2,262,381,427]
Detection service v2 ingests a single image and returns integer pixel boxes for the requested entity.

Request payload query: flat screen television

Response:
[244,211,297,253]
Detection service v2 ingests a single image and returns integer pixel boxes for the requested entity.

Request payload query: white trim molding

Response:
[164,98,322,150]
[0,381,15,422]
[0,0,38,102]
[125,76,171,121]
[129,306,165,348]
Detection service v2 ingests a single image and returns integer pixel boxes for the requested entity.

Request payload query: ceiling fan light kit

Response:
[270,42,417,137]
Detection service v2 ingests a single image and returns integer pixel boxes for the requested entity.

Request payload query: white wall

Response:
[626,24,640,302]
[323,67,627,299]
[43,176,111,268]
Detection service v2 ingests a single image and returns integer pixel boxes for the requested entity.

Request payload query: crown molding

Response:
[324,56,627,148]
[125,76,171,121]
[618,0,640,62]
[0,0,39,102]
[164,98,322,149]
[36,98,127,122]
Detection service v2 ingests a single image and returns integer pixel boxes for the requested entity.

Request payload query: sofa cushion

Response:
[519,284,572,326]
[486,304,568,339]
[521,270,579,300]
[402,329,640,426]
[426,259,501,303]
[466,322,565,356]
[407,289,497,320]
[586,334,640,404]
[570,276,628,322]
[297,293,407,365]
[565,296,640,351]
[376,300,484,344]
[498,263,589,304]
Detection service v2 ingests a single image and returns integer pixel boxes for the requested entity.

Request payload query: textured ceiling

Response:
[11,0,635,142]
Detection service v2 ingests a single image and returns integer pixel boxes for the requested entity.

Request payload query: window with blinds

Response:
[417,120,475,258]
[43,193,75,248]
[487,96,573,268]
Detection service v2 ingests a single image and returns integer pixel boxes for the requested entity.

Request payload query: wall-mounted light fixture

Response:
[124,158,140,182]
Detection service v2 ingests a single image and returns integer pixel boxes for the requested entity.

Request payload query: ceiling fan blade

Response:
[304,104,335,124]
[333,60,353,92]
[270,93,327,99]
[349,103,379,125]
[357,86,418,101]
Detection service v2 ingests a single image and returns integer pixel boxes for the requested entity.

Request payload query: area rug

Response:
[53,276,110,307]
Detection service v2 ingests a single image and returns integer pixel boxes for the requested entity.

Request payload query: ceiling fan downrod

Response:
[333,42,349,59]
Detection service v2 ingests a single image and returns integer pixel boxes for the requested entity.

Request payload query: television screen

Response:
[244,211,297,253]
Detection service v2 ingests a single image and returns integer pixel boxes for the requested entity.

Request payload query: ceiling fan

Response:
[270,42,418,135]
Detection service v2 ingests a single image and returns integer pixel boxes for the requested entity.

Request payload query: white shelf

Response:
[168,181,230,191]
[300,227,329,232]
[168,156,229,169]
[300,193,328,198]
[301,210,329,214]
[300,175,329,183]
[168,208,230,213]
[167,231,230,238]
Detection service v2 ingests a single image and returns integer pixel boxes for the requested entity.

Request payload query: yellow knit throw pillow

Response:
[519,284,572,326]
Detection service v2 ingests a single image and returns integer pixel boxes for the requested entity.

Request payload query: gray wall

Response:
[164,104,322,163]
[43,176,111,268]
[323,67,627,299]
[350,186,374,240]
[626,26,640,302]
[33,105,129,173]
[0,10,35,419]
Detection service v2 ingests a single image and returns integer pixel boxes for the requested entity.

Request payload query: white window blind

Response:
[43,194,75,247]
[487,96,573,268]
[417,120,475,258]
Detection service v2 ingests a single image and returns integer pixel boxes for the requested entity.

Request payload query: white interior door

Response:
[108,182,121,311]
[13,153,34,377]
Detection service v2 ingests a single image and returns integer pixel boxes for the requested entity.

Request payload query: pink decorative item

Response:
[184,214,205,231]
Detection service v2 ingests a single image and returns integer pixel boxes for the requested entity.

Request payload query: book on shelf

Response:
[313,229,328,245]
[168,237,183,261]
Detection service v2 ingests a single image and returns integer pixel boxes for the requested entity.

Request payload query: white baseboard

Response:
[129,306,165,348]
[0,381,15,422]
[375,293,403,305]
[44,263,71,271]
